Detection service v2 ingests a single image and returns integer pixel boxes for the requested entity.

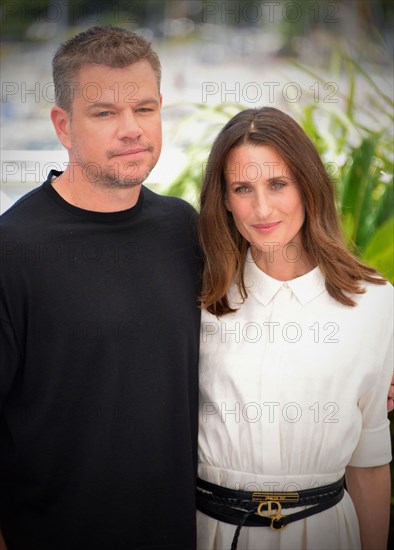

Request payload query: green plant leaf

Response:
[362,217,394,282]
[374,180,394,228]
[339,138,378,243]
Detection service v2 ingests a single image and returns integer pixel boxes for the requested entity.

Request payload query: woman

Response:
[197,107,392,550]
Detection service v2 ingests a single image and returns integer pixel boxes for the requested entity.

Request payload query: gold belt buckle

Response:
[252,492,299,531]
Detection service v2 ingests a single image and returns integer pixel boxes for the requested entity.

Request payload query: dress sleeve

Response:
[348,288,393,467]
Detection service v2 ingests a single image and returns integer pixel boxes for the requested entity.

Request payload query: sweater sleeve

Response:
[0,311,21,412]
[0,218,24,412]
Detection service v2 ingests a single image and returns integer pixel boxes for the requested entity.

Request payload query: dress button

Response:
[282,282,289,289]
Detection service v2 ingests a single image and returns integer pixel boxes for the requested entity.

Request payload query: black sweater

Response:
[0,172,201,549]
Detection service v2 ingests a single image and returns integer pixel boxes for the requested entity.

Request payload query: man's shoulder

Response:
[142,187,198,234]
[143,186,197,216]
[0,185,47,227]
[1,170,58,228]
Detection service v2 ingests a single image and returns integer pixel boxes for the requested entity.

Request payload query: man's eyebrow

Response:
[85,102,117,111]
[134,98,161,106]
[85,98,160,110]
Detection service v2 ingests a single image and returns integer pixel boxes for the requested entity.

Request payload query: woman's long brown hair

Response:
[199,107,386,316]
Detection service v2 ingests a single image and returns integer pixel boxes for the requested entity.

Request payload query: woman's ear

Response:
[224,196,231,212]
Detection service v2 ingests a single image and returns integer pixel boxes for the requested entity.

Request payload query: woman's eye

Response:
[272,181,286,189]
[234,185,250,194]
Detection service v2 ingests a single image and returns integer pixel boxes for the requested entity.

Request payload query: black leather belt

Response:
[197,476,345,550]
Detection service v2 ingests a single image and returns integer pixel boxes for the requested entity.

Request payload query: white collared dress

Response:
[197,251,393,550]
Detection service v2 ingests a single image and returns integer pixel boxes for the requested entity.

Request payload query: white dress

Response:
[197,251,393,550]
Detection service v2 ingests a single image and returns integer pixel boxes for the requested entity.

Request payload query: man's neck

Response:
[51,168,142,212]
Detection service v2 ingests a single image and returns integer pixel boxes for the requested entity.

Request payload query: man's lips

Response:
[112,147,147,157]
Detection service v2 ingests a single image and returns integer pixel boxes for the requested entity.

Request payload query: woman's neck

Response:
[251,244,316,281]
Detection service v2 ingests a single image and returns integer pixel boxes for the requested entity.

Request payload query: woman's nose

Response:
[254,191,273,218]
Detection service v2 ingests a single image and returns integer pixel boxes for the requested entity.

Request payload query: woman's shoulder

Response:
[360,277,393,298]
[355,278,393,316]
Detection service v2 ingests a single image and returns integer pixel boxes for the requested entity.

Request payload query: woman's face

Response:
[224,144,306,265]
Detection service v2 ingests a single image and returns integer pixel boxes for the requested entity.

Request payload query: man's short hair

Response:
[52,26,161,113]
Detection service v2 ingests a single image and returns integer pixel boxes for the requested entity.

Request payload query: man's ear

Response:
[51,106,72,150]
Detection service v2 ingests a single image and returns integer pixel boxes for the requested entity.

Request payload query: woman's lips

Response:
[252,222,281,233]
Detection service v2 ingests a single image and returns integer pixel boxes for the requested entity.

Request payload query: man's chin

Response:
[88,169,151,189]
[103,165,153,188]
[104,178,143,189]
[79,161,155,188]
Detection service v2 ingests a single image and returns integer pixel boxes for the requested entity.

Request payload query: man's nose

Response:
[116,110,143,140]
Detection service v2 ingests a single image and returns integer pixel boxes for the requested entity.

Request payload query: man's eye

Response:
[137,108,153,113]
[97,111,112,117]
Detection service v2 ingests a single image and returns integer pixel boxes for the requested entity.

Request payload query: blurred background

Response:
[1,2,393,281]
[1,0,394,541]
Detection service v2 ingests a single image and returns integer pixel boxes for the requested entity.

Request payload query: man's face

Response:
[66,61,162,188]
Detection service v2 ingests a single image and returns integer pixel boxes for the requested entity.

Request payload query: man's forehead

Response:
[75,61,153,80]
[70,61,159,105]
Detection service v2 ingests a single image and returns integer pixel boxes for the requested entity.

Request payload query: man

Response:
[0,26,201,550]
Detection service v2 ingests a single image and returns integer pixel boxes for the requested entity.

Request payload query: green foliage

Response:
[292,51,393,281]
[163,54,393,282]
[163,102,244,208]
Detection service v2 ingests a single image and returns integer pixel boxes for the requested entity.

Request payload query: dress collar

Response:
[243,249,326,306]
